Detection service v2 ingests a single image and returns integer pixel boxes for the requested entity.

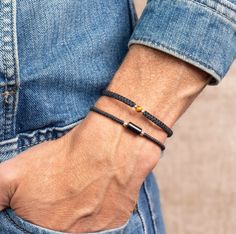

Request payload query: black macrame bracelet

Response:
[90,106,165,151]
[101,89,173,137]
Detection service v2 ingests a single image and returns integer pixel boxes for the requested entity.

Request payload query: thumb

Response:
[0,160,17,211]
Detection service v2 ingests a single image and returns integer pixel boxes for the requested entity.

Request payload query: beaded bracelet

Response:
[90,106,165,151]
[101,89,173,137]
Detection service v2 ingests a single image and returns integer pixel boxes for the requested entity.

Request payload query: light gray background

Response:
[134,1,236,234]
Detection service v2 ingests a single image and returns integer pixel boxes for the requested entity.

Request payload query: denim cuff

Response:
[128,0,236,85]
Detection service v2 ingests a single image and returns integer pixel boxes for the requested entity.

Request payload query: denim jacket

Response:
[0,1,235,234]
[0,0,235,159]
[128,0,236,85]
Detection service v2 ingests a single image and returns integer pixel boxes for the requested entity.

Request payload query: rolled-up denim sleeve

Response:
[128,0,236,85]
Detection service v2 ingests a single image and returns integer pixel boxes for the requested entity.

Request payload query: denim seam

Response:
[16,130,73,151]
[0,117,85,160]
[2,0,17,140]
[3,211,32,234]
[0,119,81,146]
[153,0,236,13]
[3,14,7,138]
[128,38,222,85]
[136,204,146,234]
[11,0,17,78]
[0,137,17,145]
[17,130,74,151]
[190,0,236,25]
[12,0,20,135]
[16,118,86,152]
[143,181,157,234]
[2,1,16,80]
[0,81,16,86]
[192,0,236,14]
[17,138,54,151]
[152,0,236,26]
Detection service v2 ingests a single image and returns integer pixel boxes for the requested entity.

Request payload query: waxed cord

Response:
[90,106,165,151]
[101,89,173,137]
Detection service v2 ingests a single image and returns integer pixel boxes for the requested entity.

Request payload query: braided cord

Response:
[143,132,165,151]
[102,89,136,107]
[90,106,165,151]
[90,106,124,125]
[101,89,173,137]
[143,111,173,137]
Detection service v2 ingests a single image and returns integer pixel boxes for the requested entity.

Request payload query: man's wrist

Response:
[93,96,166,155]
[98,44,210,135]
[84,44,210,158]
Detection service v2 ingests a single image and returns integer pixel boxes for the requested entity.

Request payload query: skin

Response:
[0,44,210,233]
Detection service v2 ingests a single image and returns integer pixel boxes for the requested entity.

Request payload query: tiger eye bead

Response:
[135,105,143,112]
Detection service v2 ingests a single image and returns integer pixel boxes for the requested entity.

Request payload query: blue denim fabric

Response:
[2,0,234,233]
[0,0,165,233]
[128,0,236,85]
[0,172,165,234]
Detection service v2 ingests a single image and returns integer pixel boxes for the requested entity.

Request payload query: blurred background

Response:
[133,1,236,234]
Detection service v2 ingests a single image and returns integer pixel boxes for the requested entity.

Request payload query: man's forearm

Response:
[0,44,212,233]
[95,44,210,152]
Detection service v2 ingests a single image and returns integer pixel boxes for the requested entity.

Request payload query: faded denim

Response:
[0,0,166,233]
[0,0,235,233]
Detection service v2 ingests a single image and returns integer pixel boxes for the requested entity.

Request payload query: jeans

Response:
[0,171,165,234]
[0,0,165,233]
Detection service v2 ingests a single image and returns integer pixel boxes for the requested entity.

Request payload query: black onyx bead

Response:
[126,122,142,135]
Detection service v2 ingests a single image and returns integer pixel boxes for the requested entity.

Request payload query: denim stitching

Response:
[4,0,16,79]
[11,0,17,81]
[152,0,236,25]
[17,126,77,151]
[14,6,21,138]
[17,137,60,151]
[11,0,20,137]
[8,0,16,138]
[0,81,16,86]
[194,0,236,14]
[3,211,32,234]
[3,28,7,138]
[18,139,51,151]
[128,37,222,82]
[153,0,236,13]
[2,0,17,140]
[190,0,236,25]
[136,204,146,234]
[10,0,16,78]
[0,117,85,156]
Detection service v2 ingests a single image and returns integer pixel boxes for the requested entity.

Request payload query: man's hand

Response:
[0,44,210,233]
[0,110,159,233]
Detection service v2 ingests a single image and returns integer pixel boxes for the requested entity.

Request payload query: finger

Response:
[0,161,17,211]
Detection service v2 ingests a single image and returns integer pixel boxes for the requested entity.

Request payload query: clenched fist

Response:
[0,108,161,233]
